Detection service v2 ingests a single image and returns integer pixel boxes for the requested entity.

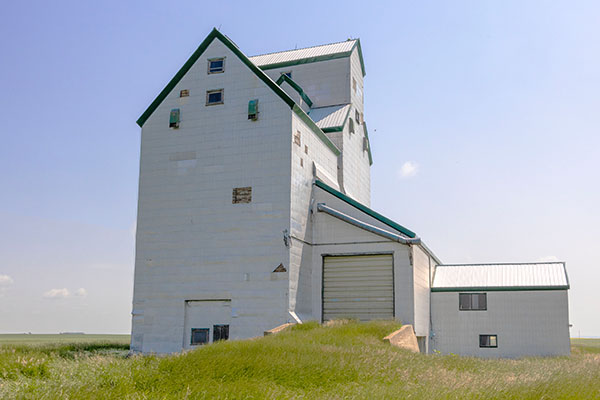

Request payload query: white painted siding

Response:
[262,58,351,108]
[412,245,431,348]
[132,39,294,353]
[431,290,571,358]
[288,113,339,321]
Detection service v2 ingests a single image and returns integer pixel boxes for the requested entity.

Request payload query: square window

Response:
[208,58,225,74]
[459,293,487,311]
[479,334,498,348]
[191,328,209,345]
[213,325,229,342]
[206,89,224,106]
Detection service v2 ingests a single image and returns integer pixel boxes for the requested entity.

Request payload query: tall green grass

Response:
[1,321,599,399]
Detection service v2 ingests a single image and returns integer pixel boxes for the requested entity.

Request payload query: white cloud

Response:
[43,288,70,299]
[0,275,14,286]
[74,288,88,297]
[537,255,560,262]
[398,161,419,179]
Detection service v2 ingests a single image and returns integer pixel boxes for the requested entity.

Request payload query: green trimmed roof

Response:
[314,179,417,238]
[136,28,340,156]
[249,39,366,77]
[276,74,313,108]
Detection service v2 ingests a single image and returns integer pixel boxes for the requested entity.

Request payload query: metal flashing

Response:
[431,286,570,292]
[276,74,313,107]
[314,179,417,238]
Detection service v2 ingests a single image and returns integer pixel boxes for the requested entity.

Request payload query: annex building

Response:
[131,29,571,357]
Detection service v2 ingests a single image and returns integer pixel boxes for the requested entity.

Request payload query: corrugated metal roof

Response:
[309,104,351,129]
[249,40,357,67]
[432,263,569,291]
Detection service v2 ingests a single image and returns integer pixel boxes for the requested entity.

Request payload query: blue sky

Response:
[0,0,598,335]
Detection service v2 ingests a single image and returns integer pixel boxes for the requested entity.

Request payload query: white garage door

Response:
[323,254,394,322]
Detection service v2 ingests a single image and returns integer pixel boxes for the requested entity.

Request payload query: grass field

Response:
[0,334,130,346]
[1,322,599,399]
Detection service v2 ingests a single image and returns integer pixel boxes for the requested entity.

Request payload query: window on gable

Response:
[191,328,209,345]
[459,293,487,311]
[349,118,355,134]
[479,334,498,348]
[213,325,229,342]
[208,58,225,74]
[206,89,224,106]
[248,99,259,121]
[169,108,180,128]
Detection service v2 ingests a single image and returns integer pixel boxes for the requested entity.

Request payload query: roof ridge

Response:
[249,39,357,59]
[438,262,566,267]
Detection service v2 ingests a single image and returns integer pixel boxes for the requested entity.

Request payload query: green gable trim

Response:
[363,121,373,165]
[136,28,339,157]
[257,39,366,77]
[432,286,570,292]
[276,74,313,107]
[293,105,340,155]
[314,179,417,238]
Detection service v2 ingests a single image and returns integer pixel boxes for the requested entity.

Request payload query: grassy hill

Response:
[1,321,599,399]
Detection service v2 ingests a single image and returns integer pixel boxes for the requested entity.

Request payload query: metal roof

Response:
[308,104,351,130]
[249,40,358,67]
[432,262,569,291]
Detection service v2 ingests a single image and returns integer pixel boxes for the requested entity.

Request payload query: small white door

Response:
[323,254,394,322]
[183,300,231,349]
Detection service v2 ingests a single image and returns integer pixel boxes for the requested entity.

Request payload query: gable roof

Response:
[432,262,570,292]
[136,28,340,156]
[309,104,351,132]
[249,39,366,77]
[314,179,417,238]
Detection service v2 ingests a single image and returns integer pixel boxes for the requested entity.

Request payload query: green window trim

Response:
[314,179,417,238]
[136,28,340,157]
[275,74,313,107]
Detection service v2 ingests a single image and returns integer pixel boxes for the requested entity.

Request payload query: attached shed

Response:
[430,262,571,358]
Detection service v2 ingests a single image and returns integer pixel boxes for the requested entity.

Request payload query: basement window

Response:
[206,89,224,106]
[208,58,225,74]
[213,325,229,342]
[190,328,209,345]
[459,293,487,311]
[479,334,498,348]
[232,187,252,204]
